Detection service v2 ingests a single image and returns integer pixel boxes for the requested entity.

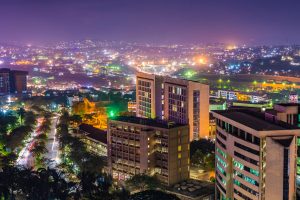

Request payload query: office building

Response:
[265,103,300,188]
[265,103,300,126]
[128,101,137,113]
[78,123,107,157]
[0,68,28,95]
[209,113,216,138]
[212,109,300,200]
[108,116,189,186]
[136,72,209,140]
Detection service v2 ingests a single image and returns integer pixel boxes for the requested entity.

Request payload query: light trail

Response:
[16,119,42,166]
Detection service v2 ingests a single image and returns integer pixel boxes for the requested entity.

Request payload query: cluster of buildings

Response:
[107,72,210,186]
[73,71,300,200]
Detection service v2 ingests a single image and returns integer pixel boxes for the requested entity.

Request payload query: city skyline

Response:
[1,1,300,200]
[1,0,300,45]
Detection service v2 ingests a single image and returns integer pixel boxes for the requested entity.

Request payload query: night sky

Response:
[1,0,300,45]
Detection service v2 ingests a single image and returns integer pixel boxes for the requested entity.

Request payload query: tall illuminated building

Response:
[136,72,209,140]
[213,109,300,200]
[0,68,10,94]
[265,103,300,188]
[0,68,28,95]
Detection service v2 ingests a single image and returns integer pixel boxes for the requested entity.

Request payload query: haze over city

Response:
[1,0,300,45]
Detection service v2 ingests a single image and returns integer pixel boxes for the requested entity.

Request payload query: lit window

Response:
[178,145,182,151]
[172,105,177,112]
[178,153,181,159]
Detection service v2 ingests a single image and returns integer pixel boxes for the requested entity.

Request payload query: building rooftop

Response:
[276,103,300,107]
[79,124,107,144]
[265,109,278,115]
[167,179,214,199]
[213,109,299,131]
[109,116,187,129]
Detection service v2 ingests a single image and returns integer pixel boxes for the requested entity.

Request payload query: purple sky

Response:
[1,0,300,45]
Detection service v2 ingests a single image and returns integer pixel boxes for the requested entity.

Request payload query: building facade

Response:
[212,109,300,200]
[136,72,209,140]
[127,101,137,113]
[78,124,107,157]
[0,68,28,95]
[108,116,189,186]
[265,103,300,189]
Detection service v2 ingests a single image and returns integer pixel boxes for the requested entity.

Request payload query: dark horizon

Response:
[1,0,300,45]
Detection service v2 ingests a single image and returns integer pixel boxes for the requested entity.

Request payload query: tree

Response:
[24,111,37,127]
[70,114,82,126]
[191,150,215,171]
[129,190,179,200]
[35,134,48,142]
[191,149,206,167]
[0,112,18,134]
[112,187,130,200]
[31,141,48,167]
[190,139,214,156]
[125,174,161,192]
[204,153,215,171]
[17,108,26,124]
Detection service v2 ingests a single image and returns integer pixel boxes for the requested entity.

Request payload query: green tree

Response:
[17,108,26,124]
[129,190,179,200]
[125,174,161,192]
[191,149,206,167]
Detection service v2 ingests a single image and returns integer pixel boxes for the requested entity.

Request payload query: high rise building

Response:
[212,109,300,200]
[265,103,300,189]
[136,72,209,140]
[0,68,10,94]
[265,103,300,126]
[0,68,28,95]
[108,116,189,186]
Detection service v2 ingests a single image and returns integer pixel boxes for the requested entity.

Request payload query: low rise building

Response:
[78,124,107,157]
[108,116,190,186]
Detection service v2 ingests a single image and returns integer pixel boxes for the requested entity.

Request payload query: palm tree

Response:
[31,142,48,158]
[17,107,26,125]
[35,134,47,142]
[125,174,161,192]
[24,111,37,127]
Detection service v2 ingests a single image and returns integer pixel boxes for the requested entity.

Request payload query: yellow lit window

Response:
[172,105,177,112]
[178,145,182,151]
[178,153,181,159]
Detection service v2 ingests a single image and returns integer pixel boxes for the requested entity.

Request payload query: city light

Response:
[0,2,299,199]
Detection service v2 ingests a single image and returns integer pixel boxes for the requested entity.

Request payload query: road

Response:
[45,115,60,168]
[16,118,43,167]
